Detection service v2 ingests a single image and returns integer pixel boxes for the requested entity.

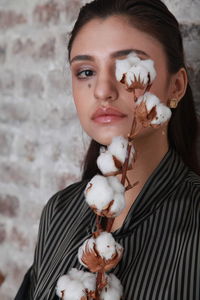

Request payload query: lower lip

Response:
[92,115,126,124]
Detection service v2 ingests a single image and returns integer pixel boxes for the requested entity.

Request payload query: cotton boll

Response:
[56,275,86,300]
[151,103,172,125]
[125,65,149,86]
[68,269,96,293]
[108,136,135,167]
[115,58,132,81]
[129,143,136,165]
[110,193,126,216]
[85,175,113,210]
[135,94,144,105]
[81,272,96,292]
[115,53,140,81]
[140,59,157,83]
[97,150,118,175]
[126,52,141,65]
[56,275,71,298]
[136,92,171,125]
[78,237,95,268]
[68,268,85,282]
[125,56,156,86]
[95,232,116,260]
[108,136,128,164]
[100,274,123,300]
[78,232,123,272]
[63,281,86,300]
[145,93,160,111]
[107,176,125,194]
[85,175,126,217]
[100,146,106,154]
[136,92,160,111]
[95,232,123,260]
[115,52,156,89]
[108,274,122,291]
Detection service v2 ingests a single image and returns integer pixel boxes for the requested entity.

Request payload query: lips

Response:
[92,107,127,124]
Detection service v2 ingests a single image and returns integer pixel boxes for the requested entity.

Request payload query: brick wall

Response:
[0,0,199,299]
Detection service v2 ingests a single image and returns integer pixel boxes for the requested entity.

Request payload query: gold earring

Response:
[168,98,178,108]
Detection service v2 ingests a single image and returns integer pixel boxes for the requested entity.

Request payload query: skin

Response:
[70,16,187,231]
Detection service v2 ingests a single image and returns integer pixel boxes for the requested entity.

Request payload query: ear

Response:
[170,67,188,102]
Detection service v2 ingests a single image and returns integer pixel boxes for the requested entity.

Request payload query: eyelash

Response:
[76,69,95,79]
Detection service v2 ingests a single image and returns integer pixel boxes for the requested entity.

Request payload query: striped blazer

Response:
[15,147,200,300]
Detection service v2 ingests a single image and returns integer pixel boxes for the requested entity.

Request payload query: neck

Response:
[118,125,169,206]
[112,125,169,232]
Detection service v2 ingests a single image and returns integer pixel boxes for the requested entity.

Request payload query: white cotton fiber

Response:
[108,136,135,167]
[97,150,118,175]
[78,233,123,263]
[84,175,126,217]
[56,274,86,300]
[115,53,140,81]
[107,177,125,216]
[68,269,96,292]
[81,271,96,292]
[145,93,160,111]
[107,176,125,194]
[85,175,113,210]
[125,65,149,86]
[135,94,144,105]
[68,268,84,281]
[56,275,71,298]
[126,52,141,64]
[151,103,172,125]
[140,59,157,83]
[78,237,95,267]
[95,232,123,260]
[100,274,123,300]
[108,136,128,164]
[115,58,132,81]
[63,281,86,300]
[110,193,126,216]
[115,52,157,87]
[136,92,160,111]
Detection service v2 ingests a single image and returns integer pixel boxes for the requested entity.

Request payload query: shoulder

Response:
[181,169,200,215]
[40,180,89,227]
[55,179,89,205]
[183,170,200,196]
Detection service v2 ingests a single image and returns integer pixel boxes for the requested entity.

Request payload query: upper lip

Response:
[92,107,127,119]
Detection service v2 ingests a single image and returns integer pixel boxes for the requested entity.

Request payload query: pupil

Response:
[86,70,91,76]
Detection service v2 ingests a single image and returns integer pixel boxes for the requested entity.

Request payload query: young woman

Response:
[15,0,200,299]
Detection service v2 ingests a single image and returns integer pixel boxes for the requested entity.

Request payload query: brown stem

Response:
[61,291,64,300]
[95,271,103,300]
[94,84,151,298]
[121,115,137,186]
[96,215,103,298]
[105,116,138,234]
[96,215,101,232]
[106,217,115,232]
[125,180,139,191]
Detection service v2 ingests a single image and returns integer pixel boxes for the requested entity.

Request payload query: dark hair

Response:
[68,0,200,179]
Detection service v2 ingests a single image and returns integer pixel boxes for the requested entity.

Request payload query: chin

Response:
[92,131,128,146]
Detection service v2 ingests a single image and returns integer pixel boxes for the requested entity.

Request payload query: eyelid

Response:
[76,68,96,79]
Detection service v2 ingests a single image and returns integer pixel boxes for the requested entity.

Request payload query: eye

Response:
[76,69,95,79]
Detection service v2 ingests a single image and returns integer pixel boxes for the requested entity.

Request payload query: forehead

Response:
[70,16,165,61]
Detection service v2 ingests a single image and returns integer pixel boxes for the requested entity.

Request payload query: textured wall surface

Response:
[0,0,199,299]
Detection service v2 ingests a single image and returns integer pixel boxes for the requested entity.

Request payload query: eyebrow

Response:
[70,48,149,64]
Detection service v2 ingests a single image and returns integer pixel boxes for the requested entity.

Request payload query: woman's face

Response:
[70,16,173,145]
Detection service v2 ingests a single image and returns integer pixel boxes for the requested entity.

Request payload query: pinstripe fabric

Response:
[27,147,200,300]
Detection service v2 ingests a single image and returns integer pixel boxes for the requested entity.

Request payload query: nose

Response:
[94,72,118,103]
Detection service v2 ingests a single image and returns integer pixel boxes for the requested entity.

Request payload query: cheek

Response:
[72,86,84,116]
[150,73,171,104]
[72,87,92,130]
